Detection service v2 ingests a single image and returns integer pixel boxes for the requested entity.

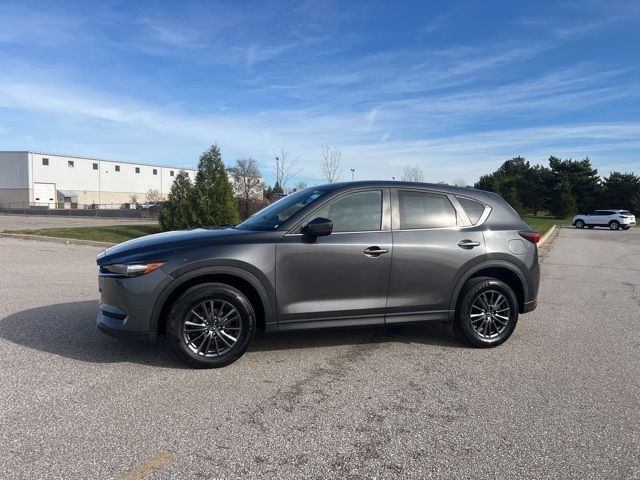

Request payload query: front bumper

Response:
[97,268,172,341]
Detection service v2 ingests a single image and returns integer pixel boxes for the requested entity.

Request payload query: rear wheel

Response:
[609,220,620,230]
[574,219,585,229]
[167,283,256,368]
[454,277,518,348]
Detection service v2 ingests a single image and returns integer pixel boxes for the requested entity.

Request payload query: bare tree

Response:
[402,164,424,182]
[231,158,263,218]
[321,145,342,183]
[273,147,301,191]
[145,189,162,203]
[292,181,308,192]
[452,178,467,187]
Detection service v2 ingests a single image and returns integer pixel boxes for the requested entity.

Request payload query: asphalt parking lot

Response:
[0,214,158,231]
[0,227,638,479]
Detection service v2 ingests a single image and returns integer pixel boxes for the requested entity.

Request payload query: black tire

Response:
[574,219,585,229]
[609,220,620,230]
[453,276,518,348]
[167,283,256,368]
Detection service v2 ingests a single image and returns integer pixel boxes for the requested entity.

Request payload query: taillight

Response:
[519,231,541,244]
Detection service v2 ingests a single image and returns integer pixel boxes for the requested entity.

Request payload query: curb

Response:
[0,232,115,248]
[537,224,556,247]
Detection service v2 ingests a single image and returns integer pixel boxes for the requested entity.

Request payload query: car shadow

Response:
[0,301,184,368]
[0,301,463,367]
[250,322,462,352]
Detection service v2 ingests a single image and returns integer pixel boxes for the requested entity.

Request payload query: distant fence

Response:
[0,202,160,218]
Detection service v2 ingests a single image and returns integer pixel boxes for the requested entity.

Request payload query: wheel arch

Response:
[151,266,275,335]
[449,261,529,317]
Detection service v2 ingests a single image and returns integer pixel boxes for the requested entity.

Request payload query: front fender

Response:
[150,262,276,333]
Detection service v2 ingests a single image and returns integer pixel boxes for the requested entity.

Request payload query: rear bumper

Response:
[522,298,537,313]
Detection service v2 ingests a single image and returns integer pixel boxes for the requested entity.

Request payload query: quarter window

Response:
[313,190,383,232]
[456,196,486,224]
[398,191,457,229]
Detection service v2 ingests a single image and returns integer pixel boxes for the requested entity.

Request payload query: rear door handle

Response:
[363,246,389,256]
[458,239,481,249]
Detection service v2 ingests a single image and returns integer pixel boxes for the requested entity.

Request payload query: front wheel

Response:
[574,219,585,229]
[453,277,518,348]
[609,220,620,230]
[167,283,256,368]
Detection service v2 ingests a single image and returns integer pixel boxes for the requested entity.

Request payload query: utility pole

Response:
[350,168,355,181]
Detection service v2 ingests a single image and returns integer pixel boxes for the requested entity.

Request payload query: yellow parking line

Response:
[120,451,175,480]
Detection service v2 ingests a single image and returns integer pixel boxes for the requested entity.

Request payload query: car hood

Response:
[96,227,256,266]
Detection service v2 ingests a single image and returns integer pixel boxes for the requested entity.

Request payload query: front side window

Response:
[313,190,383,232]
[236,188,328,231]
[398,190,457,229]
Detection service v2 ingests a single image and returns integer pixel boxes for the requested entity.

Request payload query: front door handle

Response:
[458,239,481,249]
[363,246,389,256]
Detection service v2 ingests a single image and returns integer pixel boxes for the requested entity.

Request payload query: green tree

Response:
[630,192,640,217]
[550,178,577,218]
[601,172,640,210]
[190,144,239,227]
[159,170,193,231]
[548,156,601,212]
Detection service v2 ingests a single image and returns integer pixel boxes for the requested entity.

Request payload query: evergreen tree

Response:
[190,144,240,227]
[159,170,193,231]
[550,178,577,218]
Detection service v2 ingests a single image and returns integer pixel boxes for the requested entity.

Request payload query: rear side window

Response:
[398,191,457,229]
[457,196,486,224]
[314,190,382,232]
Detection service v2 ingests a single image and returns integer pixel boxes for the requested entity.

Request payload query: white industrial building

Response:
[0,151,197,209]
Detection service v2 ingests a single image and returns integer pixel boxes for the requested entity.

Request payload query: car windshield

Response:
[235,188,328,231]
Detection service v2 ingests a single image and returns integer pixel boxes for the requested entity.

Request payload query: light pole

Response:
[350,168,355,181]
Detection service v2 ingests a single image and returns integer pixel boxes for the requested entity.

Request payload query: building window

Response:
[42,158,49,166]
[170,170,174,177]
[115,165,120,172]
[153,169,158,175]
[92,163,98,170]
[135,167,140,173]
[68,160,74,168]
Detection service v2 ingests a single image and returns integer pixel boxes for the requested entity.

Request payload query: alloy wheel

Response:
[182,299,242,357]
[469,290,511,339]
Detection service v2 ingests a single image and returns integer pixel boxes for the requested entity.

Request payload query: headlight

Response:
[102,262,165,276]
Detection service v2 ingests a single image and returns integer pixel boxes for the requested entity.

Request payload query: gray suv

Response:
[97,181,540,367]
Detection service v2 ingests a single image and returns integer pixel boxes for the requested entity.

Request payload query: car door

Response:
[588,210,604,225]
[386,189,486,323]
[276,188,392,329]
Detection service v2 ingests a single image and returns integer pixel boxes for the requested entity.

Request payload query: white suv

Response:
[573,209,636,230]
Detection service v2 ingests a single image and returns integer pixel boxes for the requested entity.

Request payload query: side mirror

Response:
[302,217,333,237]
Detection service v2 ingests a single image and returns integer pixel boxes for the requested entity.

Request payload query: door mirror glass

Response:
[302,217,333,237]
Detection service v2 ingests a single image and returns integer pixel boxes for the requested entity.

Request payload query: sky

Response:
[0,0,639,186]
